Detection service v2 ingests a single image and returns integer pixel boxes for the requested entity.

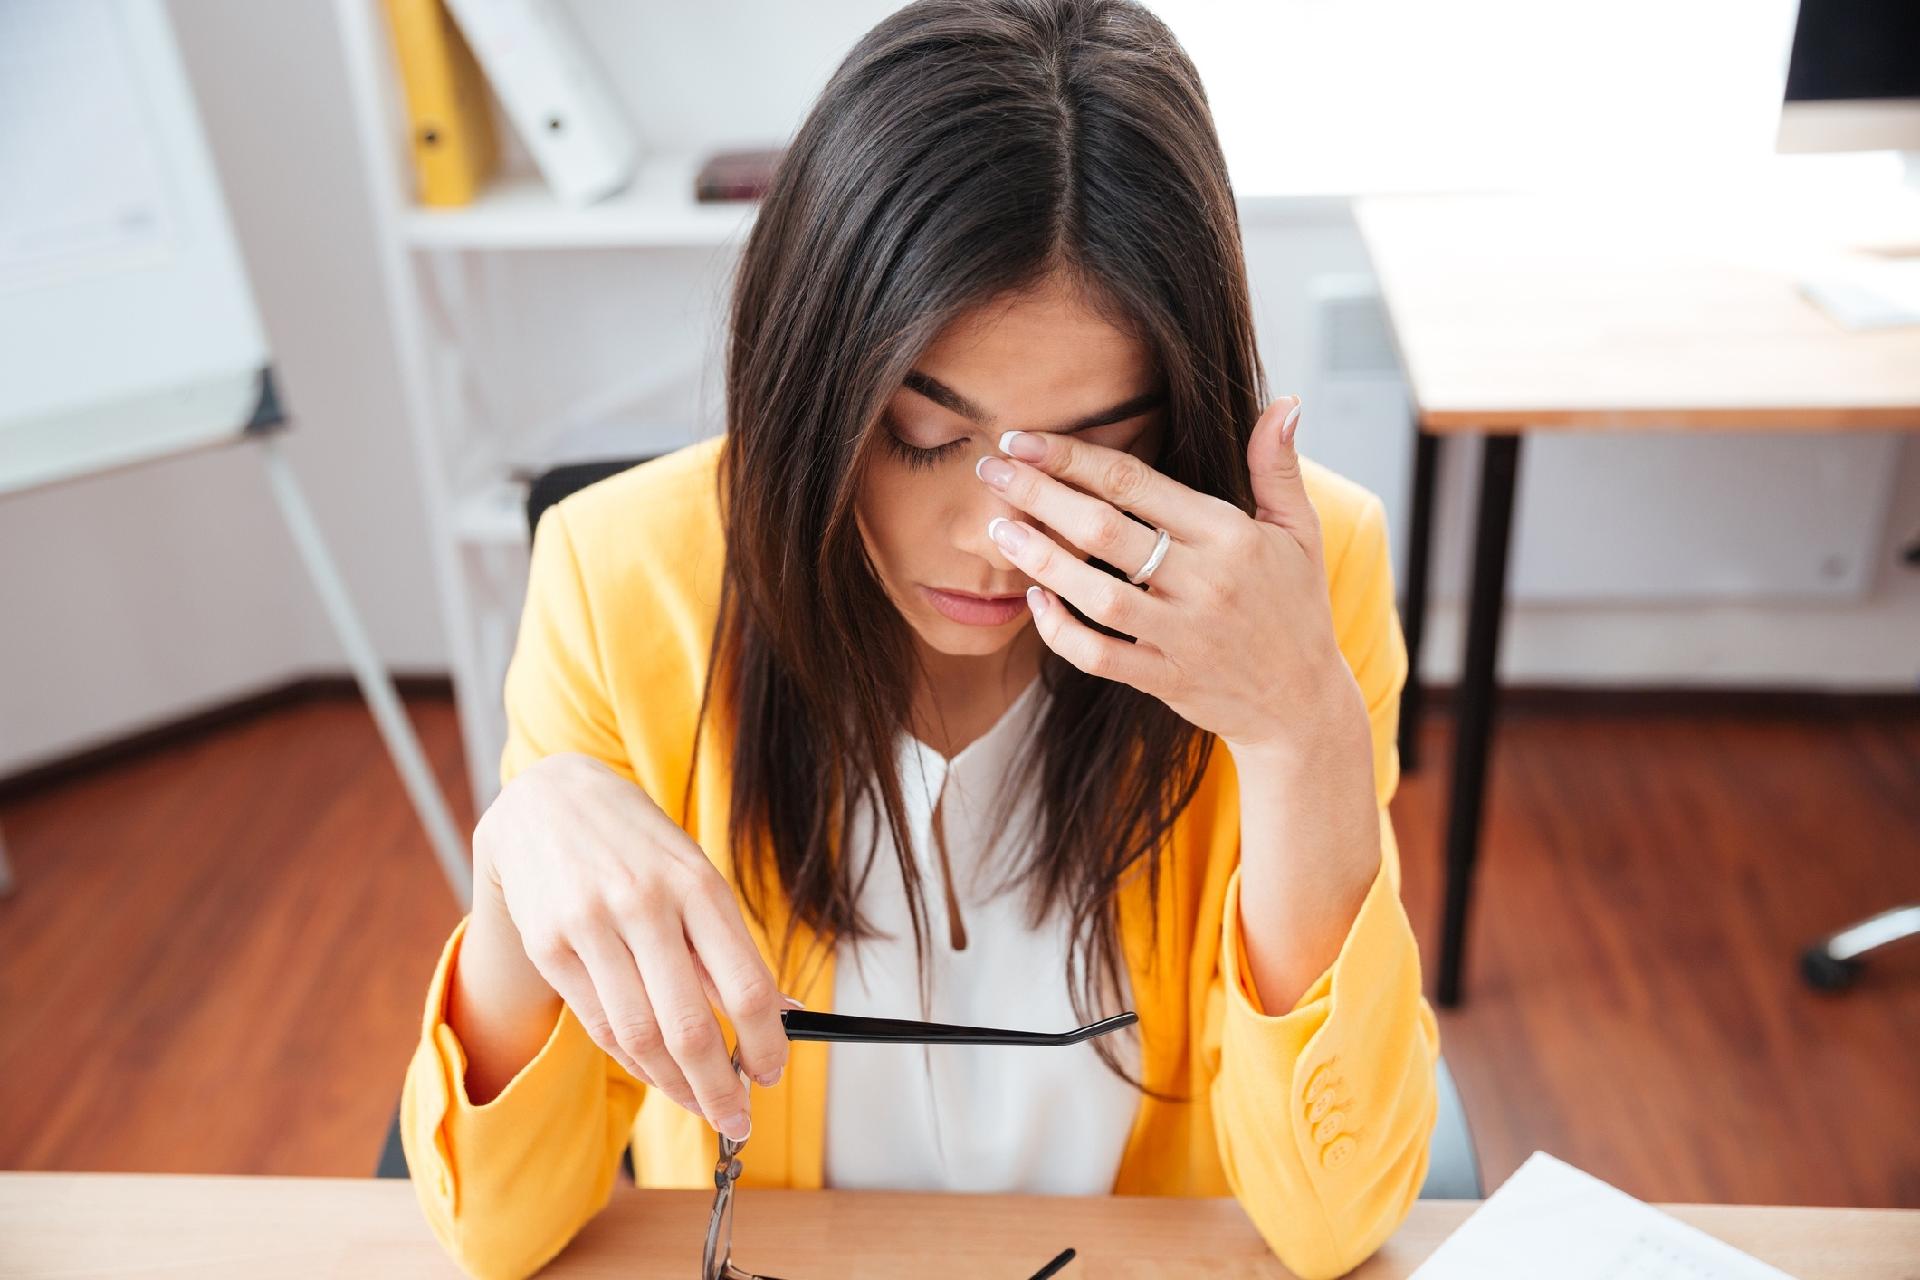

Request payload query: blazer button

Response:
[1304,1063,1337,1099]
[1313,1112,1347,1145]
[1321,1134,1358,1170]
[1307,1089,1338,1124]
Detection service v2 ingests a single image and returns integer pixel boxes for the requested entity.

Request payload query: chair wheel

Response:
[1800,946,1861,992]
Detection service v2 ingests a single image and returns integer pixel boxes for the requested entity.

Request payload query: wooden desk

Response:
[3,1173,1918,1277]
[1354,182,1920,1007]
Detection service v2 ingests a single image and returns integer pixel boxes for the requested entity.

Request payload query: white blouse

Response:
[823,675,1143,1194]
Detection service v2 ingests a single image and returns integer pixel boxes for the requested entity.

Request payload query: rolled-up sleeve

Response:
[1206,491,1442,1279]
[402,918,645,1280]
[400,502,647,1280]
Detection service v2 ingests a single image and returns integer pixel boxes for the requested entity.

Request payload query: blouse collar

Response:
[895,673,1048,807]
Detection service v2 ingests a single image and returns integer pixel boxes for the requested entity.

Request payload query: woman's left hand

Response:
[977,394,1364,758]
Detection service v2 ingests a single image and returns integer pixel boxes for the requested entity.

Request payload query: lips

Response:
[940,589,1022,603]
[920,584,1029,626]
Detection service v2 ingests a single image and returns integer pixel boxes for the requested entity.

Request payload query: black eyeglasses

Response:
[702,1006,1138,1280]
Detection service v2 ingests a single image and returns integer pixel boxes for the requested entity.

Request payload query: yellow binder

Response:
[381,0,499,206]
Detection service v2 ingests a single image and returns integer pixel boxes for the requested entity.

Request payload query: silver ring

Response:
[1128,527,1172,586]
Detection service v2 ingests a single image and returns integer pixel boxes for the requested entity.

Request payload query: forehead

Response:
[911,278,1156,410]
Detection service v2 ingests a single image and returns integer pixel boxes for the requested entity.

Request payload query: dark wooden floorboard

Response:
[0,697,469,1177]
[1,693,1915,1206]
[1391,708,1920,1209]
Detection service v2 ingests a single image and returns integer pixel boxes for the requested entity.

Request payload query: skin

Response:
[858,271,1380,1012]
[449,270,1380,1154]
[853,274,1166,756]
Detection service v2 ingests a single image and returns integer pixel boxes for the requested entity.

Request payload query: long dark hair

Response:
[682,0,1265,1088]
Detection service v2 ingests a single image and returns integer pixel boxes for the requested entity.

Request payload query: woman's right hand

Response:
[469,751,789,1142]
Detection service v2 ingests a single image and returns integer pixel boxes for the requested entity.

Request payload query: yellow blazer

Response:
[402,433,1440,1280]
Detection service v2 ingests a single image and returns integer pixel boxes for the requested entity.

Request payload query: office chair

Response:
[1802,905,1920,991]
[377,455,1484,1199]
[521,458,653,541]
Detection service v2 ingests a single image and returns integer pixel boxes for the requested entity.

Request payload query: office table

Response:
[3,1172,1919,1277]
[1353,180,1920,1007]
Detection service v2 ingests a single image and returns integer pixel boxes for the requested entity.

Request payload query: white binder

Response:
[441,0,638,205]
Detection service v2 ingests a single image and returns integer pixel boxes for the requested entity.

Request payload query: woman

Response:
[401,1,1439,1277]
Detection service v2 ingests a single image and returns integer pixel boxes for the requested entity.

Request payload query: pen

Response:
[1028,1246,1076,1278]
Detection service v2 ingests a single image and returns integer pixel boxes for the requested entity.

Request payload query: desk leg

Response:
[1398,428,1441,772]
[1436,434,1522,1009]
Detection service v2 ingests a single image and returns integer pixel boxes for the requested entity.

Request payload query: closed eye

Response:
[880,414,1144,472]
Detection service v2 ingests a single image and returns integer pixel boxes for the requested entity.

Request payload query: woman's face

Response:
[855,273,1166,660]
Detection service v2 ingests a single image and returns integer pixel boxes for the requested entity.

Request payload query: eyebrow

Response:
[902,370,1167,433]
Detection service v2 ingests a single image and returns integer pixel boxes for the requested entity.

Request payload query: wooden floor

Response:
[2,693,1916,1207]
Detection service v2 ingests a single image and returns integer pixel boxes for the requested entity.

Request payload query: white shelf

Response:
[404,153,759,251]
[453,477,530,548]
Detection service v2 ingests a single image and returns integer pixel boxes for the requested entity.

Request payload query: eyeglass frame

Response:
[701,1007,1138,1280]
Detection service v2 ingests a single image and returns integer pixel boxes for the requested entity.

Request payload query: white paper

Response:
[1796,256,1920,331]
[1412,1152,1797,1280]
[0,0,271,492]
[0,0,177,291]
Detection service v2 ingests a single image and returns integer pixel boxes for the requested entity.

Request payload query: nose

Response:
[965,472,1027,569]
[962,450,1067,572]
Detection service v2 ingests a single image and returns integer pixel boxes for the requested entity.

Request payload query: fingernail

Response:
[999,430,1045,461]
[1281,398,1302,446]
[717,1111,752,1142]
[753,1067,783,1088]
[975,454,1014,488]
[988,516,1027,553]
[1026,585,1048,615]
[781,994,806,1010]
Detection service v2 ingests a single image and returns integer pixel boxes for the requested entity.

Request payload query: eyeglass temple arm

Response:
[778,1008,1136,1046]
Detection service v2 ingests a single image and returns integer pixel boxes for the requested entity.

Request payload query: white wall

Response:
[2,0,1915,779]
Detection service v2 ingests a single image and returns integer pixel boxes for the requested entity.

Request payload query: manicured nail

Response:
[717,1111,752,1142]
[988,517,1027,554]
[1026,586,1048,615]
[781,994,805,1010]
[1281,398,1302,446]
[976,454,1014,488]
[999,430,1045,462]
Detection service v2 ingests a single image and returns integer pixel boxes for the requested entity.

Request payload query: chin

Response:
[912,614,1024,656]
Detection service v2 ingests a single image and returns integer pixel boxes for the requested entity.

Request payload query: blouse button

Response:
[1306,1089,1338,1124]
[1321,1134,1358,1170]
[1313,1112,1346,1145]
